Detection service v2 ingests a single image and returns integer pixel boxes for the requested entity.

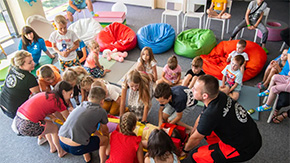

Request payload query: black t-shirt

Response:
[169,86,197,112]
[197,92,261,153]
[0,67,38,116]
[185,69,205,77]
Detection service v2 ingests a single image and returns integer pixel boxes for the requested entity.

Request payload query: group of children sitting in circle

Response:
[1,0,289,162]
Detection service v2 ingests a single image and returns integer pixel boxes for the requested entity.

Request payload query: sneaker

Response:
[38,137,47,146]
[258,90,269,97]
[263,47,269,54]
[256,105,272,112]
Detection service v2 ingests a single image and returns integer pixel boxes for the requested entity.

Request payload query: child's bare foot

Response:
[105,69,111,73]
[58,151,68,158]
[50,146,57,153]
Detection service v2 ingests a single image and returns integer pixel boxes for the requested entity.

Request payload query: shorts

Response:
[67,0,87,14]
[84,66,104,78]
[214,9,222,14]
[15,115,45,136]
[225,82,242,92]
[163,104,177,122]
[59,58,81,71]
[59,136,100,155]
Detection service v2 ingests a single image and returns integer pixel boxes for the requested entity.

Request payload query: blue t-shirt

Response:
[77,40,89,53]
[279,48,290,76]
[18,38,47,64]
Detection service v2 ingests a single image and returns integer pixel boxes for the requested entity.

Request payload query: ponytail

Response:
[120,112,137,136]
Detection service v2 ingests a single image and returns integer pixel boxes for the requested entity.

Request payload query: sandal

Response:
[256,105,272,112]
[258,90,269,97]
[273,111,288,124]
[272,109,279,118]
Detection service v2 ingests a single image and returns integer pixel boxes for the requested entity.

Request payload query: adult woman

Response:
[120,69,152,122]
[0,50,40,118]
[19,26,55,65]
[15,81,72,158]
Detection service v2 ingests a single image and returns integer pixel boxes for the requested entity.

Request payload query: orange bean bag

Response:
[200,40,267,82]
[96,22,137,52]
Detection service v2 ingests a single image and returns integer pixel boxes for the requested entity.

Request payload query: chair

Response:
[263,94,279,123]
[182,0,207,30]
[280,42,286,52]
[205,0,232,40]
[161,0,184,34]
[240,7,270,43]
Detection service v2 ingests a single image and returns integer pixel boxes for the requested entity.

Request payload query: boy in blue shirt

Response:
[67,0,95,23]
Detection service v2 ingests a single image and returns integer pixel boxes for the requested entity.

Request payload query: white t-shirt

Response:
[49,30,79,61]
[229,51,249,62]
[137,57,157,74]
[105,83,122,101]
[222,65,243,86]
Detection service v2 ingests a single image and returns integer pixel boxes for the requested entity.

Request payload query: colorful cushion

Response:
[200,40,267,82]
[96,22,137,52]
[174,29,216,58]
[137,23,176,54]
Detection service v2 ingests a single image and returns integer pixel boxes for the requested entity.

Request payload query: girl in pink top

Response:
[84,40,110,78]
[156,55,182,86]
[15,81,73,158]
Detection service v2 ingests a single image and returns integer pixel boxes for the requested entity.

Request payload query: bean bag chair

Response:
[96,22,137,52]
[68,18,103,45]
[174,29,216,58]
[200,40,267,82]
[137,23,176,54]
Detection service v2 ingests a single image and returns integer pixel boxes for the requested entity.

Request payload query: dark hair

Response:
[197,75,219,98]
[39,65,54,78]
[192,56,203,68]
[167,55,178,70]
[238,39,247,48]
[233,55,245,66]
[47,81,73,108]
[21,26,41,50]
[154,82,172,99]
[147,129,178,161]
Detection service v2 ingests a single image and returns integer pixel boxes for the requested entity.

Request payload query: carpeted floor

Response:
[0,1,289,163]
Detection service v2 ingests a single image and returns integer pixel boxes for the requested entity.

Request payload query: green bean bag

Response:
[174,29,216,58]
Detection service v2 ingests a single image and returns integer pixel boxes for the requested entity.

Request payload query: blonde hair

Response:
[124,70,150,106]
[120,112,137,136]
[140,47,156,67]
[11,50,32,68]
[92,79,106,90]
[192,56,203,68]
[54,15,67,25]
[80,76,94,88]
[88,40,99,51]
[62,68,78,83]
[88,86,106,103]
[167,55,178,70]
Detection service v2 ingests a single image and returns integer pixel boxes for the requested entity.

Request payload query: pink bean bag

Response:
[96,22,137,52]
[200,40,267,82]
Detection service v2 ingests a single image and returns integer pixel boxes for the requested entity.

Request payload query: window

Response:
[41,0,68,18]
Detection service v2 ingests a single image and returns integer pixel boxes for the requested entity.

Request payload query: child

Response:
[182,56,205,89]
[19,26,55,65]
[36,64,62,92]
[145,129,180,163]
[76,40,88,64]
[226,39,249,74]
[120,70,152,122]
[62,66,88,106]
[136,47,158,82]
[80,75,95,102]
[207,0,231,19]
[156,55,182,86]
[230,0,268,52]
[106,112,143,163]
[49,15,81,71]
[154,83,196,130]
[220,55,245,101]
[84,40,111,78]
[92,79,122,115]
[59,86,109,163]
[256,49,288,89]
[67,0,95,23]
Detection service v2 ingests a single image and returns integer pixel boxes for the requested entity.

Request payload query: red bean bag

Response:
[200,40,267,82]
[96,22,137,52]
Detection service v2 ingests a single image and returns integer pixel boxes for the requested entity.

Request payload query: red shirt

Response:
[18,92,67,123]
[106,130,141,163]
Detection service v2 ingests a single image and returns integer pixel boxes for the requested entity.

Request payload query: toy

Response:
[102,48,128,62]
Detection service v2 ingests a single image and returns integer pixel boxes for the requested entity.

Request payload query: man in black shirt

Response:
[181,75,262,163]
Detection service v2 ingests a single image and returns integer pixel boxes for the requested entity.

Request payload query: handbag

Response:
[248,1,265,20]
